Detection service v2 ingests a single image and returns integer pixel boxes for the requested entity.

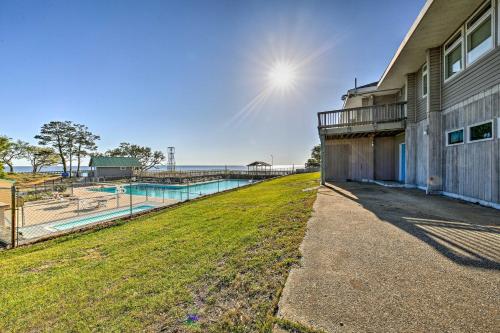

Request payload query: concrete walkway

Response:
[277,183,500,333]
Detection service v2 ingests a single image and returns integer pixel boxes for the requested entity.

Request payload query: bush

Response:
[54,184,67,193]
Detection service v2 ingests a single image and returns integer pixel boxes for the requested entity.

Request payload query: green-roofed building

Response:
[89,156,141,179]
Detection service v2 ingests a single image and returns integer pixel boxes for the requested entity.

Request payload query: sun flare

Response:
[268,61,297,89]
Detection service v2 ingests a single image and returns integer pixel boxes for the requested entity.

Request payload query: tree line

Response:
[0,121,165,176]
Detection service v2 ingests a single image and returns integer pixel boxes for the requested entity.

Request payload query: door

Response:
[325,144,351,181]
[399,143,406,182]
[374,137,395,180]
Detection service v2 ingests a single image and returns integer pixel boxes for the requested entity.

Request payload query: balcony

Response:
[318,102,407,138]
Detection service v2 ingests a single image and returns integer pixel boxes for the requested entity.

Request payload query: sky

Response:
[0,0,425,166]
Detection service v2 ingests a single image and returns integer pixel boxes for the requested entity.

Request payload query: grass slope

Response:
[0,173,319,332]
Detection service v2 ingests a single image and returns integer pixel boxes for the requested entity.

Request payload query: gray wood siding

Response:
[442,48,500,109]
[427,47,442,114]
[442,84,500,204]
[416,66,427,122]
[374,93,398,106]
[375,137,395,180]
[324,138,373,181]
[416,119,429,187]
[407,73,417,123]
[95,167,133,178]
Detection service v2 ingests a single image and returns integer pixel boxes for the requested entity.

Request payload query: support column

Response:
[320,133,326,185]
[405,73,417,185]
[426,47,443,193]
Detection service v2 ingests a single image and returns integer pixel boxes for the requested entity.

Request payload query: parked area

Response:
[0,178,253,246]
[278,182,500,332]
[0,173,318,332]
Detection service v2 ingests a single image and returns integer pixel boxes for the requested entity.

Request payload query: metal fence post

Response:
[11,186,16,248]
[187,181,190,200]
[162,188,165,203]
[217,178,220,192]
[129,181,133,217]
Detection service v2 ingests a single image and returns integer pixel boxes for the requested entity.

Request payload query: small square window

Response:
[469,121,493,142]
[447,129,464,145]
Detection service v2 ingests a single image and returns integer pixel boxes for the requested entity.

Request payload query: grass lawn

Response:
[4,172,61,186]
[0,173,319,332]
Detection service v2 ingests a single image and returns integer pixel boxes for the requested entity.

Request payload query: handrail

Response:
[318,102,407,129]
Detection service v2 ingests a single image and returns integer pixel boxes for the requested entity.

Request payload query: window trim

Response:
[443,28,464,82]
[421,63,428,98]
[465,1,494,66]
[467,119,494,143]
[445,127,465,146]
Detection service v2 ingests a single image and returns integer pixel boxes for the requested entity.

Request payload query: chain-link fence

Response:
[1,177,254,247]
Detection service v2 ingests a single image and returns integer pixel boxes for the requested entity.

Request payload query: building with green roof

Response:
[89,156,141,179]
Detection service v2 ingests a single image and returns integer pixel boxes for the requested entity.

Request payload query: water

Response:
[52,205,155,231]
[94,179,252,201]
[7,164,303,173]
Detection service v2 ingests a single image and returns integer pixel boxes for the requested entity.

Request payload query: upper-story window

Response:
[444,30,463,80]
[422,64,428,98]
[466,1,494,65]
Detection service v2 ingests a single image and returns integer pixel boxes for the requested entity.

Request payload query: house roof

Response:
[247,161,271,167]
[89,156,141,167]
[378,0,484,90]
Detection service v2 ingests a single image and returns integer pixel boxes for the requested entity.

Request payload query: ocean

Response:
[6,164,303,173]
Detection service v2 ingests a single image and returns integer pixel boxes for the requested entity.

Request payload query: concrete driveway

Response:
[277,182,500,333]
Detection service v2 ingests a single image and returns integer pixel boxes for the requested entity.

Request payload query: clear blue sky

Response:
[0,0,425,165]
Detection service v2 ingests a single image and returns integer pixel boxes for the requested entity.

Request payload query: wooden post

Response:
[11,186,16,248]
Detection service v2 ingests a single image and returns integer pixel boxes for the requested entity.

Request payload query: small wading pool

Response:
[52,205,155,231]
[93,179,252,201]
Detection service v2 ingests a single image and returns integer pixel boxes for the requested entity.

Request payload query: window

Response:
[446,128,464,146]
[468,121,493,142]
[466,2,493,65]
[444,31,463,80]
[422,64,428,97]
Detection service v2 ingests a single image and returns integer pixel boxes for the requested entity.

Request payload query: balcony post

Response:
[320,134,326,185]
[426,47,443,194]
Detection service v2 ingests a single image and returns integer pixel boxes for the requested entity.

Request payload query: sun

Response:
[268,61,297,90]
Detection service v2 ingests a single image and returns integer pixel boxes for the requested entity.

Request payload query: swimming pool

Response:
[52,205,155,231]
[93,179,252,201]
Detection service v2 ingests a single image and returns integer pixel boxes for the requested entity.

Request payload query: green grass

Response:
[0,173,319,332]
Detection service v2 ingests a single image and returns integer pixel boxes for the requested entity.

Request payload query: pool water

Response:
[94,179,251,201]
[53,205,155,231]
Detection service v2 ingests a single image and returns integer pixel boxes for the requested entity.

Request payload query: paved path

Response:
[277,183,500,333]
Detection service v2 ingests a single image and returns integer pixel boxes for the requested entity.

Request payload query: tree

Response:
[0,136,9,178]
[25,146,60,173]
[0,139,30,173]
[74,124,100,176]
[35,121,75,174]
[305,144,321,168]
[35,121,99,177]
[106,143,165,171]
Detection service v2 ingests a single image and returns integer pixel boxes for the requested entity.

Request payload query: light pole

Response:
[270,154,274,167]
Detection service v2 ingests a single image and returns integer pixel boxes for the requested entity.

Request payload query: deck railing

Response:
[133,168,295,179]
[318,102,407,129]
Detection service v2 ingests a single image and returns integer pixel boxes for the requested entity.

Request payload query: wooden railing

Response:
[318,102,407,129]
[133,169,295,179]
